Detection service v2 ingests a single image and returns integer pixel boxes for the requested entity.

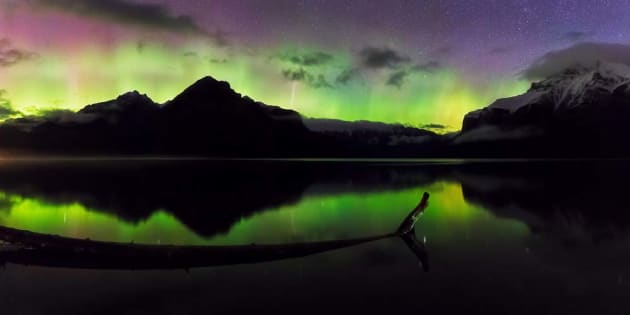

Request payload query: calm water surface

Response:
[0,159,628,314]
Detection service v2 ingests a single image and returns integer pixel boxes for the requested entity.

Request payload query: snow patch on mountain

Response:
[487,91,547,114]
[486,62,630,114]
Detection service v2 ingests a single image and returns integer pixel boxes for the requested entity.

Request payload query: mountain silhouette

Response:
[160,77,313,155]
[3,67,630,157]
[0,77,318,156]
[0,76,439,156]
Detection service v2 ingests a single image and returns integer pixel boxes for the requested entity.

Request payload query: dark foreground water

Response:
[0,159,629,314]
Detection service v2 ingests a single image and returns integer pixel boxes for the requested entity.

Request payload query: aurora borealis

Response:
[2,0,630,129]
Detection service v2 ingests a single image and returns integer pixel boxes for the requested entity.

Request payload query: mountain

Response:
[10,65,630,158]
[0,76,439,157]
[0,77,316,156]
[456,62,630,157]
[157,76,313,155]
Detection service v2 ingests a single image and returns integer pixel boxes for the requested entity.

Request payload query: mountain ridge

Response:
[0,76,439,157]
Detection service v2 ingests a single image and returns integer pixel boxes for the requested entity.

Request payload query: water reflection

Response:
[0,192,430,271]
[0,160,441,238]
[0,160,629,313]
[0,160,628,251]
[0,164,523,247]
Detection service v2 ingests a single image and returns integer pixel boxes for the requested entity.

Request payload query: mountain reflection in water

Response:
[0,160,525,244]
[0,159,629,314]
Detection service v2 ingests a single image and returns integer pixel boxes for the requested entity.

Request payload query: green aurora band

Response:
[0,41,529,130]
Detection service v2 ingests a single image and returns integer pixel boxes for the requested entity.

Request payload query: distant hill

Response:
[303,118,438,148]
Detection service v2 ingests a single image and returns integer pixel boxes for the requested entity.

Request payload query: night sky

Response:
[1,0,630,130]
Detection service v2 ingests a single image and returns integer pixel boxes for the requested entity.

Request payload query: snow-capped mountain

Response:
[456,62,630,156]
[463,62,630,132]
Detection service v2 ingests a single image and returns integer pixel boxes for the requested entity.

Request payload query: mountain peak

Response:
[463,61,630,134]
[193,75,226,86]
[116,90,153,104]
[167,76,241,108]
[186,76,233,94]
[484,61,630,116]
[79,90,156,115]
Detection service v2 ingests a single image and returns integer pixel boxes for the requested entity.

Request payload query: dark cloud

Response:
[278,46,442,89]
[311,74,334,89]
[0,90,11,107]
[279,51,334,67]
[0,38,37,67]
[30,0,224,43]
[355,46,443,87]
[386,61,443,88]
[359,47,410,69]
[523,42,630,79]
[412,60,443,73]
[0,103,15,119]
[282,68,332,89]
[562,31,591,42]
[0,90,23,119]
[282,68,309,81]
[386,70,409,88]
[335,68,360,85]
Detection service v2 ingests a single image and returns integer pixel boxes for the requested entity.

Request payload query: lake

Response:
[0,159,628,314]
